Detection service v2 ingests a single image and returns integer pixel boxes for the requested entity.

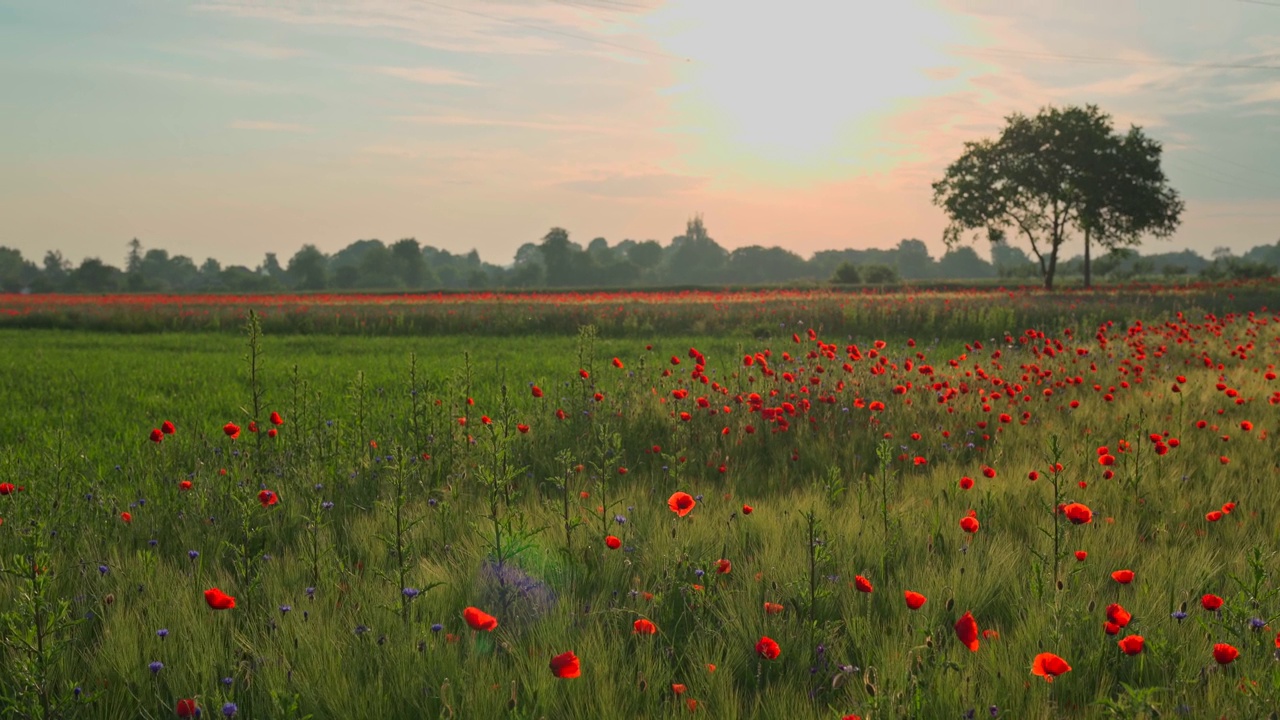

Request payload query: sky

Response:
[1,0,1278,269]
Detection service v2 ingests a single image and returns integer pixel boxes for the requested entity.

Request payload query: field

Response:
[1,285,1279,719]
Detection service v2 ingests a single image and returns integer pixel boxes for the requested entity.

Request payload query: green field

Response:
[1,312,1278,719]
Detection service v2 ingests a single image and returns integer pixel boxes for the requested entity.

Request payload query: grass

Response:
[0,306,1278,719]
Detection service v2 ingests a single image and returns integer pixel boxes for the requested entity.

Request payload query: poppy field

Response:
[1,293,1279,719]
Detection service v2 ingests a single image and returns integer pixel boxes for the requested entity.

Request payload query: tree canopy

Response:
[931,104,1183,290]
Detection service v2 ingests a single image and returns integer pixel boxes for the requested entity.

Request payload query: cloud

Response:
[556,172,704,199]
[391,114,630,134]
[373,66,481,86]
[229,120,315,132]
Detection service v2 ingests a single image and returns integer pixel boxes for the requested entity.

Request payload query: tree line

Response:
[2,215,1277,294]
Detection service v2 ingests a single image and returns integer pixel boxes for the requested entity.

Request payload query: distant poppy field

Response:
[1,287,1279,719]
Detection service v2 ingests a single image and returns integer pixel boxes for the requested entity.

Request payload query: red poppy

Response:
[223,423,240,439]
[1030,652,1071,682]
[842,715,862,720]
[904,591,927,609]
[716,558,732,575]
[954,611,979,652]
[517,424,529,434]
[959,516,980,533]
[1213,643,1239,665]
[1117,635,1144,655]
[671,683,686,695]
[532,385,544,398]
[668,492,696,517]
[1074,550,1087,562]
[257,490,278,507]
[605,535,621,550]
[1206,510,1223,522]
[0,483,13,495]
[149,428,163,443]
[1201,594,1223,611]
[1062,503,1092,524]
[463,606,499,631]
[161,420,176,435]
[204,588,236,610]
[981,466,996,479]
[1222,502,1236,514]
[1106,603,1131,628]
[179,480,193,491]
[959,476,973,490]
[764,602,784,615]
[741,504,753,515]
[176,698,198,718]
[854,575,873,593]
[1111,569,1134,584]
[248,421,258,433]
[612,357,624,369]
[549,651,581,678]
[633,618,657,635]
[121,511,132,524]
[755,636,780,660]
[270,411,283,426]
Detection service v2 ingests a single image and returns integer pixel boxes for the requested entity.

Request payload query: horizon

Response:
[2,0,1279,269]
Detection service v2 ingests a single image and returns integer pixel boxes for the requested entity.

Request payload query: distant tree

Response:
[830,261,862,285]
[287,245,329,290]
[627,240,663,273]
[727,245,808,284]
[895,238,936,279]
[662,215,727,285]
[937,246,995,279]
[0,247,38,292]
[69,257,122,293]
[539,227,579,286]
[125,238,145,290]
[259,253,287,285]
[933,104,1181,290]
[390,238,429,289]
[356,241,397,288]
[861,264,900,284]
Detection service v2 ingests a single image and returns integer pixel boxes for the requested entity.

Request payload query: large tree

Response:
[931,104,1182,290]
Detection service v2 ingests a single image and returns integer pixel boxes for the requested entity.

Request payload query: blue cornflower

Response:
[1172,610,1188,622]
[280,605,292,614]
[188,550,199,560]
[98,565,109,576]
[222,702,238,717]
[157,628,168,639]
[431,623,443,633]
[402,588,420,599]
[148,661,163,674]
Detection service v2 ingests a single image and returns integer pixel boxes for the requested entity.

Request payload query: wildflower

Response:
[222,702,238,717]
[270,411,284,425]
[204,588,235,610]
[157,628,168,638]
[257,490,278,507]
[175,699,198,718]
[755,636,781,660]
[149,661,164,674]
[716,558,732,575]
[179,480,192,491]
[959,476,974,490]
[188,550,199,560]
[150,428,163,443]
[742,504,753,515]
[1118,634,1144,655]
[764,602,784,615]
[605,535,621,550]
[532,385,543,398]
[633,618,657,635]
[904,591,927,610]
[959,515,980,533]
[854,575,873,593]
[1030,653,1071,682]
[1106,603,1131,628]
[549,651,581,678]
[1075,550,1087,561]
[955,611,980,652]
[121,511,132,524]
[402,588,420,599]
[1202,594,1223,611]
[162,420,176,435]
[668,492,696,517]
[463,606,498,631]
[1062,503,1092,524]
[1213,643,1239,665]
[1111,569,1135,584]
[223,423,240,439]
[1206,510,1223,522]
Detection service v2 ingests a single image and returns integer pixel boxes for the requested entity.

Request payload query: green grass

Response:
[0,313,1278,719]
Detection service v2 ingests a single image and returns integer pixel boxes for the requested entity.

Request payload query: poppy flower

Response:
[257,490,278,507]
[1030,652,1071,682]
[161,420,176,435]
[854,575,873,593]
[604,534,622,550]
[954,611,979,652]
[1111,569,1134,584]
[741,504,753,515]
[248,421,258,433]
[149,428,163,443]
[612,357,624,369]
[549,651,581,678]
[1222,502,1236,514]
[270,411,283,426]
[671,683,686,695]
[904,591,927,610]
[633,618,657,635]
[517,424,529,434]
[0,483,13,495]
[176,699,198,718]
[179,480,192,491]
[1206,510,1223,522]
[716,558,732,574]
[981,466,996,479]
[959,516,980,533]
[1213,643,1239,665]
[532,385,544,398]
[1104,622,1121,636]
[668,492,696,517]
[755,636,781,660]
[764,602,784,615]
[463,606,498,631]
[1106,603,1131,628]
[267,428,277,438]
[121,511,132,524]
[1074,550,1087,562]
[204,588,236,610]
[1117,635,1144,655]
[959,476,973,490]
[223,423,240,439]
[1062,503,1092,524]
[1201,594,1223,611]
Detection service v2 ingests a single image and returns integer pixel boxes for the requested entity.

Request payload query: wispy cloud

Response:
[373,66,480,86]
[391,114,629,134]
[229,120,315,132]
[556,172,704,199]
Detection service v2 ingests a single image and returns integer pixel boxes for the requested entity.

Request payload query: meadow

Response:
[1,284,1279,719]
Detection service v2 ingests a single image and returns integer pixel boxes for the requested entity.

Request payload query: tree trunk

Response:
[1083,226,1092,289]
